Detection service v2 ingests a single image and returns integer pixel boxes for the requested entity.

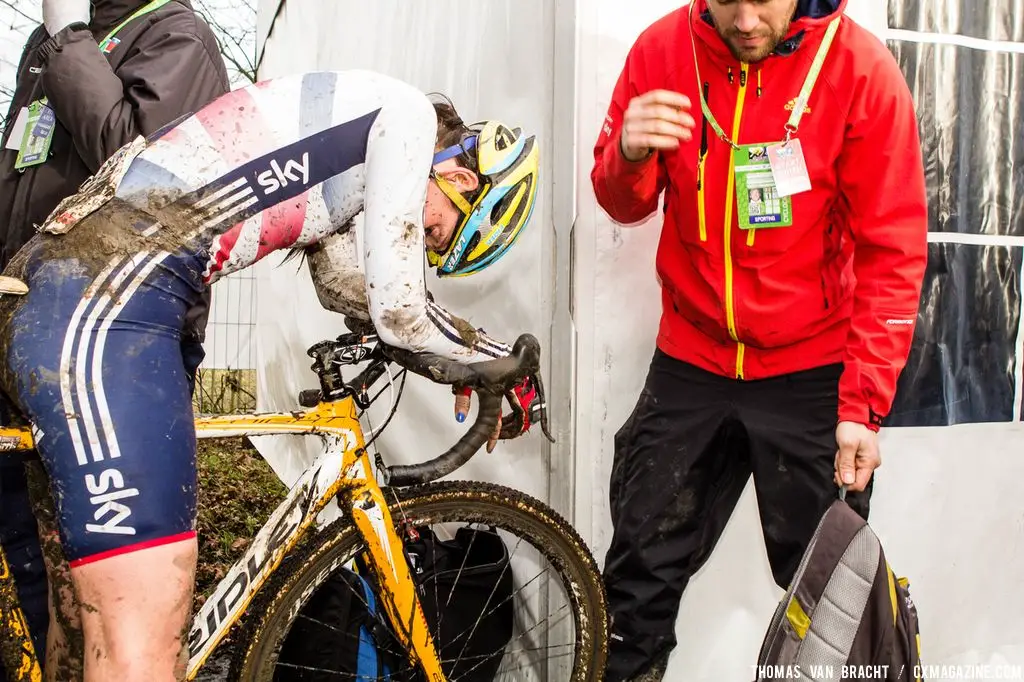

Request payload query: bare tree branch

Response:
[0,0,38,26]
[191,0,257,85]
[0,84,16,129]
[1,0,257,121]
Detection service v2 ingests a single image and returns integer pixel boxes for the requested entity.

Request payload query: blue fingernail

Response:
[456,413,465,423]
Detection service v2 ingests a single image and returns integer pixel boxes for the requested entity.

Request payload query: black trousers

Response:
[602,350,872,681]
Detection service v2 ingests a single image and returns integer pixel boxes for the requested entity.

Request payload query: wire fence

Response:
[192,270,259,415]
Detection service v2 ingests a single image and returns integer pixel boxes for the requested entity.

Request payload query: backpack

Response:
[276,563,397,681]
[754,498,923,682]
[404,525,515,681]
[277,524,514,681]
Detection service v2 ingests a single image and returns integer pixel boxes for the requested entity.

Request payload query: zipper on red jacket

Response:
[723,62,751,379]
[697,81,710,242]
[746,68,764,248]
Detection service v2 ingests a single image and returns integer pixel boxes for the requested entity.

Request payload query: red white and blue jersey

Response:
[113,69,510,362]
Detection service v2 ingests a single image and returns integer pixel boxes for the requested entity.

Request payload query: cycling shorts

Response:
[2,237,206,566]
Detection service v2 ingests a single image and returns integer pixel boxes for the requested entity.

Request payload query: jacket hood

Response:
[91,0,192,31]
[692,0,847,63]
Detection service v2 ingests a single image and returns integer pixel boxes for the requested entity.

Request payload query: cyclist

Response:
[0,69,542,681]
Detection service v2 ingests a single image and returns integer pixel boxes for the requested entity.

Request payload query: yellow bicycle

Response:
[0,330,608,681]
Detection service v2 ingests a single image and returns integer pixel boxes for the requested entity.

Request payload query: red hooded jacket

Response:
[591,0,928,430]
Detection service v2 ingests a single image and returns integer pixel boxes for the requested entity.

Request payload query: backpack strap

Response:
[791,500,868,622]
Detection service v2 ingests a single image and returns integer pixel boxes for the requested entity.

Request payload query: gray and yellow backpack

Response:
[754,495,923,682]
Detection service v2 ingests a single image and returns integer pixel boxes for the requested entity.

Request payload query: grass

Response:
[195,436,287,606]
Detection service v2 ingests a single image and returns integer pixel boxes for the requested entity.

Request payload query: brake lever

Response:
[532,371,556,443]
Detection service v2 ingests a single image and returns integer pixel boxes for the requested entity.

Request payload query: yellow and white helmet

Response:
[427,120,540,277]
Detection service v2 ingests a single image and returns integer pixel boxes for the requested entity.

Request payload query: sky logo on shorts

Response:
[84,469,139,536]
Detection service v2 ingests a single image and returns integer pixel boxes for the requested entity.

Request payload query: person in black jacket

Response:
[0,0,228,675]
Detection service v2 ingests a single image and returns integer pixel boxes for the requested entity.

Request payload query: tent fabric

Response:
[886,0,1024,426]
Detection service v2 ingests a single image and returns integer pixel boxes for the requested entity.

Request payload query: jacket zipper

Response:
[724,63,750,379]
[697,81,710,242]
[746,67,763,248]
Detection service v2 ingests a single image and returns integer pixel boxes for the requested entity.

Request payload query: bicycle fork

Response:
[347,461,447,681]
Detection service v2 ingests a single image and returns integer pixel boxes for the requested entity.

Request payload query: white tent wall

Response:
[251,0,572,515]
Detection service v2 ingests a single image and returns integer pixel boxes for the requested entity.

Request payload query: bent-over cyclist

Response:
[0,69,544,681]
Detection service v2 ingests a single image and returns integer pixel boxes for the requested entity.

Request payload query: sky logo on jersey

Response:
[256,153,311,195]
[179,108,382,239]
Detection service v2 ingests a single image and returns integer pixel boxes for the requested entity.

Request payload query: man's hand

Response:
[620,89,696,161]
[43,0,91,36]
[834,421,881,493]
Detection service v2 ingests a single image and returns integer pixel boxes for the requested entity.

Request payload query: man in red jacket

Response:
[591,1,927,679]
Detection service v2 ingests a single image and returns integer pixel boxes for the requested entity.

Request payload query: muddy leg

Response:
[25,459,82,682]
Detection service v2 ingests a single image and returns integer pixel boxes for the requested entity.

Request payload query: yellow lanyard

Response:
[688,4,842,149]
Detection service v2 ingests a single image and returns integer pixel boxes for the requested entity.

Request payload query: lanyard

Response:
[688,4,842,149]
[98,0,174,52]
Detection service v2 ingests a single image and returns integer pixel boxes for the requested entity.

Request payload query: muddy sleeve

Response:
[307,226,373,322]
[359,87,512,364]
[38,16,229,173]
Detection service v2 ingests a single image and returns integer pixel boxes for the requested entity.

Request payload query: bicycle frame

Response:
[0,394,449,682]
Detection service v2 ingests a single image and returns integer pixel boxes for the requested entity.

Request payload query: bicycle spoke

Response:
[451,606,575,681]
[449,535,524,666]
[272,660,360,678]
[294,612,360,638]
[439,541,549,648]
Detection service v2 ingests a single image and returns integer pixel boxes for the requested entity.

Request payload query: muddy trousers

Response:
[602,350,872,681]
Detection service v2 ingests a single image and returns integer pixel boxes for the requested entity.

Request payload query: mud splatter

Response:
[402,221,417,242]
[448,314,480,347]
[25,460,84,682]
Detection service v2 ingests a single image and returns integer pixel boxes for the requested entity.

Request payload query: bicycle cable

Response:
[359,364,407,451]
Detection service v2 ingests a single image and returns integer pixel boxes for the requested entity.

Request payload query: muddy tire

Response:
[229,481,609,681]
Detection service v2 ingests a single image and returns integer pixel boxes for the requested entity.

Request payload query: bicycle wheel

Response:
[230,481,608,681]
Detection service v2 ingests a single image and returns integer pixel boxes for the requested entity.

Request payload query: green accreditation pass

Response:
[734,143,793,230]
[14,98,56,170]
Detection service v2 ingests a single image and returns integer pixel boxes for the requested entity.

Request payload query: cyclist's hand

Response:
[620,89,695,161]
[454,386,502,452]
[498,376,543,441]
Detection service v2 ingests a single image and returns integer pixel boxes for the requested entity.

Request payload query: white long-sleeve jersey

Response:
[107,69,511,362]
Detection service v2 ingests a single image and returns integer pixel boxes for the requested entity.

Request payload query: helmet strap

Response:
[430,170,474,215]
